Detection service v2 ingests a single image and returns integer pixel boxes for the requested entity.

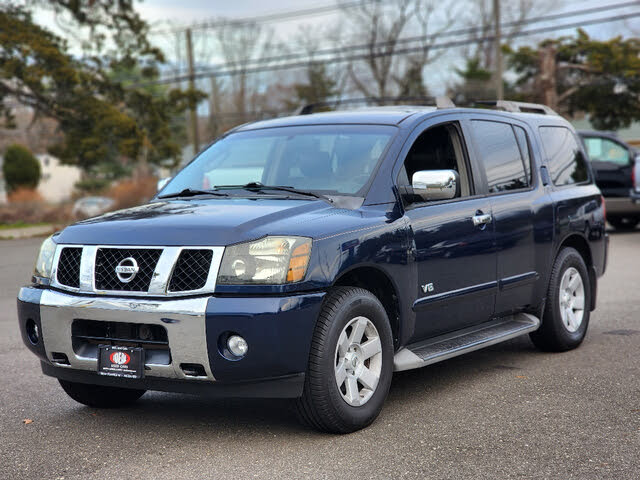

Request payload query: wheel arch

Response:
[332,265,402,349]
[555,233,597,311]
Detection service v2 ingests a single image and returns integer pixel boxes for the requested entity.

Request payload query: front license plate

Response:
[98,345,144,379]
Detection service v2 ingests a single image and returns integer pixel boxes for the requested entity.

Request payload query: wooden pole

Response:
[186,28,200,154]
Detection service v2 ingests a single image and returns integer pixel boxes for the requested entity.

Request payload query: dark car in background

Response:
[579,130,640,230]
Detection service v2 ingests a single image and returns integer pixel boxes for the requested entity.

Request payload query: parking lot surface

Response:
[1,233,638,479]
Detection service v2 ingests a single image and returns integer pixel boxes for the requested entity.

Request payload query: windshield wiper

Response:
[157,188,229,199]
[214,182,332,202]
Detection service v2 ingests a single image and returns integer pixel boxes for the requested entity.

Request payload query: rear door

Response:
[466,117,553,316]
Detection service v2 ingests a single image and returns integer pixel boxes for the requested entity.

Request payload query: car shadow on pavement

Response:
[54,336,541,437]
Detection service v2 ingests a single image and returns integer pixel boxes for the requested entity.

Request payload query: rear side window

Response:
[471,120,530,193]
[539,126,589,186]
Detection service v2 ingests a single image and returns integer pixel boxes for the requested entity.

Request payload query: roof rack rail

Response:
[296,95,455,115]
[475,100,558,116]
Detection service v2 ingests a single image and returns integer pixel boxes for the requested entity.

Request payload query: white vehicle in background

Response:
[72,196,115,219]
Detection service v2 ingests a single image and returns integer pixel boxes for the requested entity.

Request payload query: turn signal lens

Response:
[287,242,311,282]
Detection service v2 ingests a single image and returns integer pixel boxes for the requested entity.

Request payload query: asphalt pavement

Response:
[1,233,638,479]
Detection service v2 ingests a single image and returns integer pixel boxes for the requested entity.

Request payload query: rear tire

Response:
[608,216,639,231]
[530,247,591,352]
[59,380,146,408]
[295,287,394,433]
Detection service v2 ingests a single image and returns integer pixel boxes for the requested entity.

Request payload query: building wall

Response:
[36,154,81,203]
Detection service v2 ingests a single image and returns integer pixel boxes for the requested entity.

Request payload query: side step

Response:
[393,313,540,372]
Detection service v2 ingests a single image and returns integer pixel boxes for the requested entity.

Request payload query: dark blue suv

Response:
[18,100,608,433]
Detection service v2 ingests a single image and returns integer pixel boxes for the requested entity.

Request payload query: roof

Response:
[233,104,568,133]
[234,107,437,131]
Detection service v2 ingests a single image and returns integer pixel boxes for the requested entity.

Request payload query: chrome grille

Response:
[56,247,82,288]
[50,244,224,296]
[168,249,213,292]
[95,248,162,292]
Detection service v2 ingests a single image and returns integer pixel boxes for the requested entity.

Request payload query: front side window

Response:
[398,123,472,200]
[539,126,589,186]
[582,137,630,166]
[161,125,397,196]
[471,120,530,193]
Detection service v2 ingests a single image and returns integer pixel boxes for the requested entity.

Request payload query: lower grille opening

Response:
[71,320,171,365]
[180,363,207,377]
[51,352,70,365]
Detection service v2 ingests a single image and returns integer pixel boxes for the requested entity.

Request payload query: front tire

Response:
[58,380,146,408]
[296,287,394,433]
[530,247,591,352]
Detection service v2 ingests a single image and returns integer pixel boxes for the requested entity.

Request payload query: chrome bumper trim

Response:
[25,288,215,381]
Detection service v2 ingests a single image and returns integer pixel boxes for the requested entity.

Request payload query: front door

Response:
[398,121,497,340]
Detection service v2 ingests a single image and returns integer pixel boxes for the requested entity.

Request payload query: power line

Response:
[135,9,640,87]
[156,1,640,80]
[149,0,378,35]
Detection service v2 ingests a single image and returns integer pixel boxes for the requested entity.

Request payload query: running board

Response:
[393,313,540,372]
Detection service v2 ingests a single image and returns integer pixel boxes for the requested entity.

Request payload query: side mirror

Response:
[411,170,460,201]
[157,177,171,192]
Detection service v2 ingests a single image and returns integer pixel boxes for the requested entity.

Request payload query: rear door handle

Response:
[472,213,492,227]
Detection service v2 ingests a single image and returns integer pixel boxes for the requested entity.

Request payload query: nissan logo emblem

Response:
[115,257,139,283]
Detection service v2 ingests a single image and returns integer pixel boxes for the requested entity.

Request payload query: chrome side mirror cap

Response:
[157,177,171,192]
[411,170,460,201]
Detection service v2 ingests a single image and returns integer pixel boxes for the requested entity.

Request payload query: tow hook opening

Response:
[25,319,39,345]
[180,363,207,377]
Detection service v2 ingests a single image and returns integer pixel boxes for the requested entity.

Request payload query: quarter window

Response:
[539,127,589,186]
[471,120,530,193]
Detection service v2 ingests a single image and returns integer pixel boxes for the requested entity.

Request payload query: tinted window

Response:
[513,126,531,181]
[539,127,589,186]
[582,137,630,166]
[399,123,472,199]
[471,120,529,193]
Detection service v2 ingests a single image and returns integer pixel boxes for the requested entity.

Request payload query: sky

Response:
[32,0,640,97]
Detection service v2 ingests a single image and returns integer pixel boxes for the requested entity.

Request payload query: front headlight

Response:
[217,236,312,285]
[34,235,57,280]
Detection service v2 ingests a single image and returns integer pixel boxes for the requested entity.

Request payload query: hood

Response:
[55,198,373,246]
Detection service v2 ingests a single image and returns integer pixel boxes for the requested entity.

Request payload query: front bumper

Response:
[18,286,325,398]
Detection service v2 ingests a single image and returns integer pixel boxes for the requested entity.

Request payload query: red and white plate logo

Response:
[109,351,131,365]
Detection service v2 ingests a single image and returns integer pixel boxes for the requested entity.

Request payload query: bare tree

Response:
[341,0,414,100]
[394,1,456,96]
[340,0,456,101]
[461,0,560,71]
[214,22,275,123]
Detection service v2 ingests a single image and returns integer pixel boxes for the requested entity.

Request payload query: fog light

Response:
[26,319,39,345]
[227,335,248,357]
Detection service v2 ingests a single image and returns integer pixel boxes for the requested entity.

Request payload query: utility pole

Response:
[493,0,503,100]
[186,28,200,154]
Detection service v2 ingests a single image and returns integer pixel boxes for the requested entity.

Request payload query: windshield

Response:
[160,125,396,197]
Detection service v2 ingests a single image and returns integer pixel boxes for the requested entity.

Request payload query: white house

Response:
[36,154,82,203]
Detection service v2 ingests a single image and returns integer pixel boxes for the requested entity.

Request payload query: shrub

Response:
[2,144,41,192]
[75,177,110,194]
[0,188,72,225]
[107,175,157,210]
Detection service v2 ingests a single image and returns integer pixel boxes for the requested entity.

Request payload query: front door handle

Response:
[472,213,492,227]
